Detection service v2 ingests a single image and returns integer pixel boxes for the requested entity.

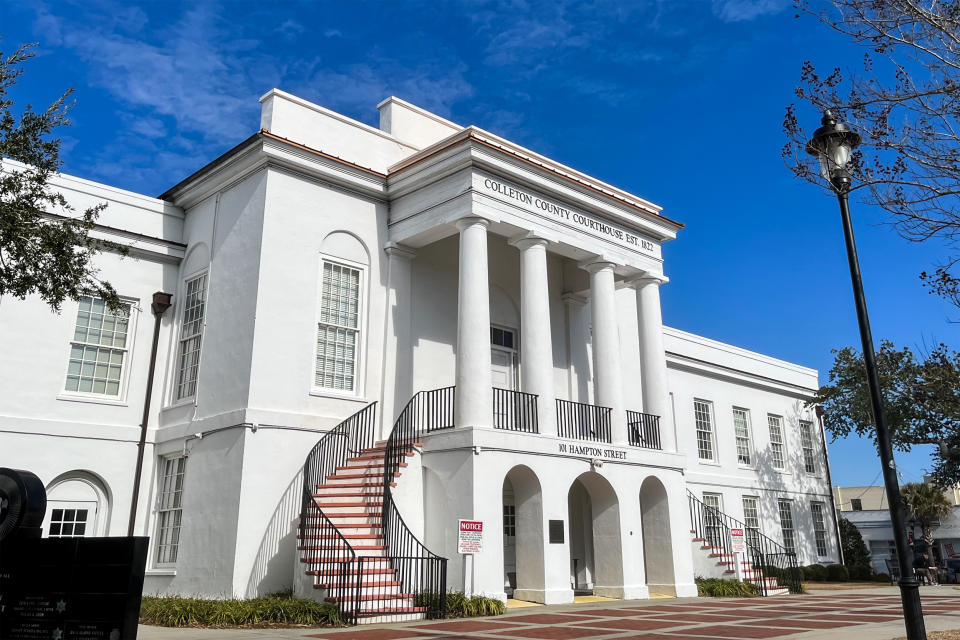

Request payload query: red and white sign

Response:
[458,520,483,554]
[730,528,746,553]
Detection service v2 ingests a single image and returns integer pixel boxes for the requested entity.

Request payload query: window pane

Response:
[65,296,131,397]
[733,408,752,465]
[175,274,207,400]
[316,262,362,392]
[694,400,714,461]
[768,415,785,470]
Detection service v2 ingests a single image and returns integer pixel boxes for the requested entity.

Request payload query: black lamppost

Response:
[806,110,926,640]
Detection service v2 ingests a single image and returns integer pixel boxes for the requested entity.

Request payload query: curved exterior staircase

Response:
[298,393,452,624]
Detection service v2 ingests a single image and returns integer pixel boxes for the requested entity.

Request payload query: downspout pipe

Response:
[127,291,173,536]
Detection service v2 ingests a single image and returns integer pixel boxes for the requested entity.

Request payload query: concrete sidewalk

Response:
[138,587,960,640]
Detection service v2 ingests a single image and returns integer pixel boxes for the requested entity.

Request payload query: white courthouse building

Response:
[0,90,839,617]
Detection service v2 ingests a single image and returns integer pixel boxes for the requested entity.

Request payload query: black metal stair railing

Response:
[556,398,612,443]
[626,410,661,449]
[299,402,378,622]
[493,387,539,433]
[687,490,803,595]
[379,389,452,620]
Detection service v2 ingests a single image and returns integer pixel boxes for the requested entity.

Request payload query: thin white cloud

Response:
[711,0,787,22]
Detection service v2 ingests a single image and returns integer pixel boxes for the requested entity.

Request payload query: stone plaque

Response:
[0,537,148,640]
[548,520,564,544]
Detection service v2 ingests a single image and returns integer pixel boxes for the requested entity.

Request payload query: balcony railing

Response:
[493,388,539,433]
[626,410,662,450]
[556,399,612,443]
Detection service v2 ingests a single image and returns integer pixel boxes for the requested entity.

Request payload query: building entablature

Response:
[420,424,688,473]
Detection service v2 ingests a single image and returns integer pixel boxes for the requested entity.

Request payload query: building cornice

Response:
[159,132,389,209]
[388,127,683,230]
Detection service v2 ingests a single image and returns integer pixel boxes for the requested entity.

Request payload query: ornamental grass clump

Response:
[139,593,342,628]
[695,577,761,597]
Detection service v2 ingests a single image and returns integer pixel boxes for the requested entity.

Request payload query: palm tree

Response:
[901,482,953,548]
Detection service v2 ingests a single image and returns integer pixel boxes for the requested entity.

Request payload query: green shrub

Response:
[873,572,892,582]
[414,592,505,618]
[848,564,873,581]
[826,564,850,582]
[694,577,760,597]
[803,564,828,581]
[139,593,342,628]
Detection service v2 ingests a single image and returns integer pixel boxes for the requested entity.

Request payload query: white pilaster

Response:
[380,242,417,440]
[510,235,557,436]
[631,275,674,452]
[455,217,493,429]
[581,259,627,445]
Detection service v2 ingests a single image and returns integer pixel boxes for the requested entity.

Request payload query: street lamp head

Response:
[805,109,862,192]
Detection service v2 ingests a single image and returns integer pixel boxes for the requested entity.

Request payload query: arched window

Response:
[43,472,111,538]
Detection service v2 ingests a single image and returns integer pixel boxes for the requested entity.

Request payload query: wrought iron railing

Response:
[687,490,802,595]
[626,410,661,449]
[298,402,378,619]
[493,388,538,433]
[556,399,611,443]
[379,389,451,620]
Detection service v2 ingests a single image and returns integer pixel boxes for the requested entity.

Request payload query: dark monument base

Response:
[0,536,148,640]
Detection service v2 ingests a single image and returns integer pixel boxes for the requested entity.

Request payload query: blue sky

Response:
[4,0,956,487]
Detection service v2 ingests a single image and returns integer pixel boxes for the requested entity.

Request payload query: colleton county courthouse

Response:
[0,90,839,608]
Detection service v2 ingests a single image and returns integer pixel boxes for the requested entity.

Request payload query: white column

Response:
[631,275,674,451]
[455,217,493,429]
[510,235,557,436]
[379,242,417,440]
[582,259,627,444]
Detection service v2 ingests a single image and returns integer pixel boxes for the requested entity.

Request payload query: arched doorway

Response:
[502,465,544,601]
[42,471,111,538]
[567,472,622,595]
[640,476,675,594]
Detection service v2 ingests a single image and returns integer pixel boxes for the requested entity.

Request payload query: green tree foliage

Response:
[901,482,953,547]
[813,341,960,486]
[782,1,960,305]
[838,516,872,573]
[0,41,120,311]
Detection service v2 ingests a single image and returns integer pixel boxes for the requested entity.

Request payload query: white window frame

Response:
[732,406,754,466]
[767,414,787,471]
[811,501,828,557]
[312,257,366,398]
[693,399,717,462]
[778,499,796,554]
[173,272,208,402]
[799,420,819,475]
[154,455,187,567]
[742,495,762,550]
[59,295,138,405]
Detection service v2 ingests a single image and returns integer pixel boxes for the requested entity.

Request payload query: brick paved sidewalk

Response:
[303,591,960,640]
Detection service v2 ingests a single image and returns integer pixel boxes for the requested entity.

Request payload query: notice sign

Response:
[730,528,746,553]
[458,520,483,554]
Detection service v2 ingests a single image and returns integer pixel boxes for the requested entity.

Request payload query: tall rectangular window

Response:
[732,407,752,465]
[65,295,131,397]
[155,456,186,565]
[768,414,786,470]
[316,262,361,391]
[694,400,715,461]
[703,493,724,548]
[811,502,828,556]
[778,499,796,553]
[800,420,818,474]
[742,496,761,550]
[175,274,207,400]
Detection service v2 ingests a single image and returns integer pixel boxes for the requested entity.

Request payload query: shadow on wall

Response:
[244,468,303,598]
[748,399,838,564]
